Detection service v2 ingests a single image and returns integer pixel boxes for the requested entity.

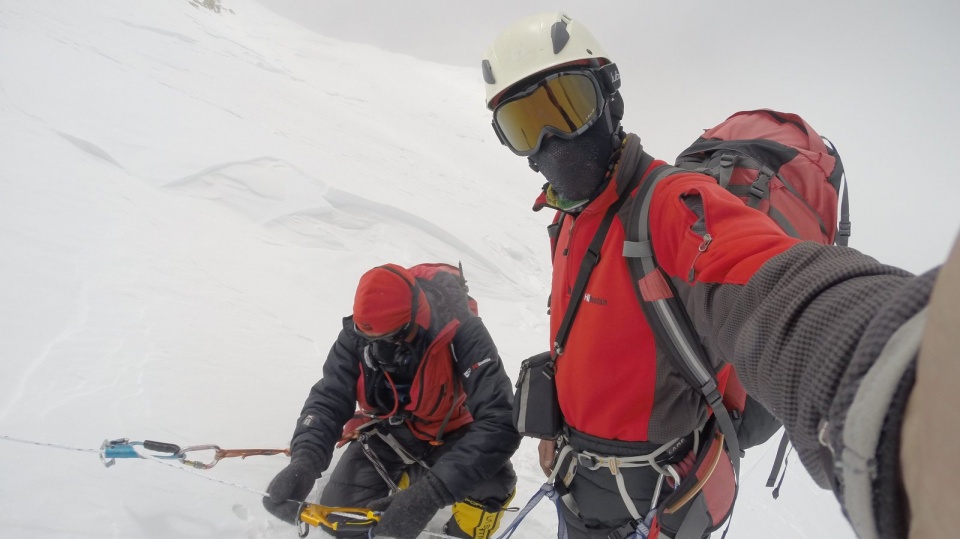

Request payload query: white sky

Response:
[2,0,955,537]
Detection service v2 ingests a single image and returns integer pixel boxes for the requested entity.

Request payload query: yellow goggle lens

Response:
[494,73,600,154]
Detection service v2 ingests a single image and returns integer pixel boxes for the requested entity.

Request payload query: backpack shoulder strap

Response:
[621,165,742,476]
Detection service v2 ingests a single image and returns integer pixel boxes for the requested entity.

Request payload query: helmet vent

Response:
[481,59,495,84]
[550,21,570,54]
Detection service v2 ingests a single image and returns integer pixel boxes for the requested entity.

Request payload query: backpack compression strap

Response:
[621,165,742,479]
[824,137,851,247]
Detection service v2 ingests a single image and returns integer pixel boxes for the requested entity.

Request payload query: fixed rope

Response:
[0,434,555,538]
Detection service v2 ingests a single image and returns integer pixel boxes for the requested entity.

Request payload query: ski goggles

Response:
[354,321,413,344]
[491,67,617,156]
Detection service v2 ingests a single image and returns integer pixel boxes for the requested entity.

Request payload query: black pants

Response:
[318,425,516,537]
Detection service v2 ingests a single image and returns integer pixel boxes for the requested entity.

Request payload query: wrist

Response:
[291,448,324,477]
[424,472,454,506]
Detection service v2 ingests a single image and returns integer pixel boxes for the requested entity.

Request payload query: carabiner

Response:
[177,444,222,470]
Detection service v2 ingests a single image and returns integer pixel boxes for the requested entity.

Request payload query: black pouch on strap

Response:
[512,351,562,439]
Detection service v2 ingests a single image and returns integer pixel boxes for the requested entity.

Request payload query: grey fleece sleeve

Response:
[684,241,937,539]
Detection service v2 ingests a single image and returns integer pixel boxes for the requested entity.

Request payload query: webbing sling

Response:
[552,139,653,356]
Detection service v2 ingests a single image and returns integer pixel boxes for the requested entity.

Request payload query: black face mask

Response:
[363,329,423,374]
[528,116,617,203]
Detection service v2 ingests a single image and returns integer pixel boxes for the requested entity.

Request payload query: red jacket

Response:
[543,134,800,442]
[356,317,473,441]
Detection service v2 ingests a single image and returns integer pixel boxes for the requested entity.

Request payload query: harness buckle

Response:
[577,453,598,468]
[387,415,406,426]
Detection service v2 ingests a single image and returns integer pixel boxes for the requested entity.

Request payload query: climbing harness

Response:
[552,433,697,522]
[99,437,290,469]
[344,417,432,495]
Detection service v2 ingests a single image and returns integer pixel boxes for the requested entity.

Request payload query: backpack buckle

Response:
[606,519,640,539]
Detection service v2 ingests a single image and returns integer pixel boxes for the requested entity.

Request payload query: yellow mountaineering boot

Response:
[443,489,516,539]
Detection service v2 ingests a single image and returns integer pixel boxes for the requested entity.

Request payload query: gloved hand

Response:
[369,472,453,538]
[262,450,323,524]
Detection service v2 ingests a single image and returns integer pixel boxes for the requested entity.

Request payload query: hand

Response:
[538,438,557,477]
[369,472,452,538]
[262,451,323,524]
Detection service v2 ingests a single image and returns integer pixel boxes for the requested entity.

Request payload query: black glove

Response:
[369,472,453,539]
[262,450,323,524]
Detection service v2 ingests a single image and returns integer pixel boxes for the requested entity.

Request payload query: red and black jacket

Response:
[290,297,520,501]
[355,316,473,441]
[540,134,800,443]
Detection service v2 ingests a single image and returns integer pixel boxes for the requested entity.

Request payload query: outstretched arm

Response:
[650,173,940,539]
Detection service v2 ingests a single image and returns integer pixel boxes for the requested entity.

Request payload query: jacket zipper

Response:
[687,233,713,283]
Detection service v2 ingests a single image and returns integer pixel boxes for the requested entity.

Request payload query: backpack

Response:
[408,262,478,320]
[621,109,849,537]
[674,109,849,246]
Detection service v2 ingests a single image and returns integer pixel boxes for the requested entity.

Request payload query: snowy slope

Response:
[1,0,945,537]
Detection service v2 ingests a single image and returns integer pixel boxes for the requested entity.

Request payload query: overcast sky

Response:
[263,0,960,273]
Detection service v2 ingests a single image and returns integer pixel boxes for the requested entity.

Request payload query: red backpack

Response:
[622,109,849,538]
[408,262,479,318]
[674,109,849,245]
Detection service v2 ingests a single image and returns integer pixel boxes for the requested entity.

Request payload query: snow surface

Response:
[1,1,955,538]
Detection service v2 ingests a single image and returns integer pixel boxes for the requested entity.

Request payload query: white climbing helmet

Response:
[482,12,612,109]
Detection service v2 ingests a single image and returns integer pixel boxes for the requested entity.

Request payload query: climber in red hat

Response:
[262,262,519,539]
